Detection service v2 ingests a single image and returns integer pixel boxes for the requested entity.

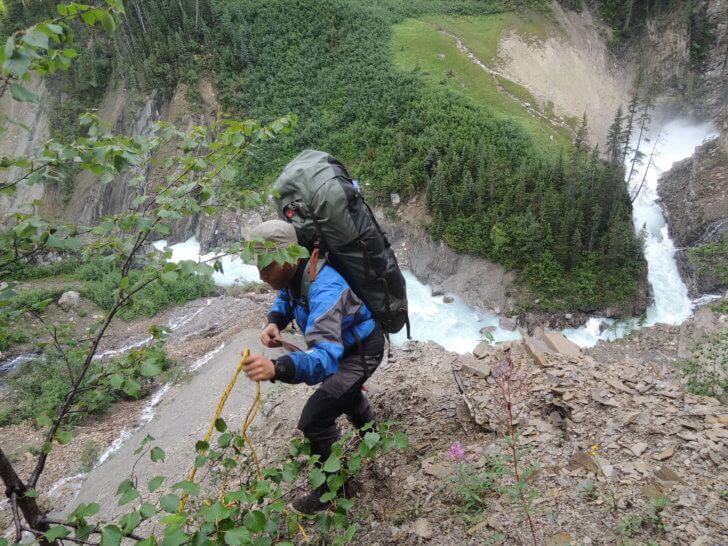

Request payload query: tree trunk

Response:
[623,0,635,33]
[0,448,52,543]
[133,0,147,34]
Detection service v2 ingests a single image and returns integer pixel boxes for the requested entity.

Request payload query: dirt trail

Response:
[64,327,302,520]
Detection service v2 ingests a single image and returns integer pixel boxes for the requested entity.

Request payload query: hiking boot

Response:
[290,486,331,515]
[289,480,354,515]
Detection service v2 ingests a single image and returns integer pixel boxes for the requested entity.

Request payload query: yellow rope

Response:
[180,345,309,543]
[179,348,250,511]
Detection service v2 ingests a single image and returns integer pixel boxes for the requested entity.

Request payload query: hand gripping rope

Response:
[178,347,309,542]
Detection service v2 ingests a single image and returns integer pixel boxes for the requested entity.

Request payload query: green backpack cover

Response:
[273,150,409,336]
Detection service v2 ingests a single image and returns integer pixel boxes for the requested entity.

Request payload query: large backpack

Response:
[273,150,409,336]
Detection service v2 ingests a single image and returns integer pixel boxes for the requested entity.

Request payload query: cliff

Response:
[659,137,728,295]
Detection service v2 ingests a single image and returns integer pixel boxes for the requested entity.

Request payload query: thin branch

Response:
[27,269,157,488]
[1,162,48,193]
[22,525,97,546]
[30,312,76,384]
[41,518,144,542]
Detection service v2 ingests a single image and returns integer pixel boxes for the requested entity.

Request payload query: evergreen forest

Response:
[0,0,650,312]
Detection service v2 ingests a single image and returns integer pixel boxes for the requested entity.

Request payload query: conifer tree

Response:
[606,106,624,165]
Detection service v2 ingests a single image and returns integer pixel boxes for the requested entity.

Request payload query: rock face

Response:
[632,0,728,133]
[385,208,516,314]
[659,137,728,295]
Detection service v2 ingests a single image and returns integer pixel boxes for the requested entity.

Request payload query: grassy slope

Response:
[391,12,573,156]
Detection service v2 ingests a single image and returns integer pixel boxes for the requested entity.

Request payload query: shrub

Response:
[0,327,29,352]
[5,257,82,281]
[3,345,175,425]
[80,263,216,320]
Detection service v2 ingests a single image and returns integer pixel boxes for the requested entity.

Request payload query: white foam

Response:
[391,272,521,353]
[154,237,261,286]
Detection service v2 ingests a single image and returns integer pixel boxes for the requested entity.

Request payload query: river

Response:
[155,118,717,353]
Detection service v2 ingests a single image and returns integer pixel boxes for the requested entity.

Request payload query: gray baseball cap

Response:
[246,220,298,266]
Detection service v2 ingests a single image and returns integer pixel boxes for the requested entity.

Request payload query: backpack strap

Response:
[299,248,326,313]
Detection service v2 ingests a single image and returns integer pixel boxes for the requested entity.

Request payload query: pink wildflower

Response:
[447,442,465,462]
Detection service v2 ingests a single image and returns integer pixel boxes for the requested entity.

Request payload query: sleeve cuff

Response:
[267,312,288,330]
[273,355,296,383]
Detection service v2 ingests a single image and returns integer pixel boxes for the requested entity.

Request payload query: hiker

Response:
[242,219,385,514]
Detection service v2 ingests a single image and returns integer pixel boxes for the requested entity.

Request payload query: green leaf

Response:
[363,431,381,449]
[323,455,341,473]
[118,487,140,506]
[224,528,251,546]
[42,441,53,454]
[150,446,165,462]
[393,431,409,449]
[147,476,164,493]
[100,525,123,546]
[172,480,200,496]
[217,431,232,448]
[35,414,52,427]
[97,11,116,32]
[25,489,38,498]
[202,501,233,523]
[45,526,70,541]
[10,83,39,103]
[148,476,164,492]
[309,467,326,489]
[116,479,135,496]
[120,511,142,534]
[160,271,178,283]
[214,417,227,433]
[327,473,345,493]
[123,378,142,398]
[160,528,189,546]
[70,502,100,519]
[319,491,335,503]
[55,430,73,444]
[347,454,362,473]
[22,30,49,49]
[109,374,124,389]
[140,359,162,378]
[140,502,157,519]
[243,510,266,533]
[337,498,354,512]
[159,493,180,513]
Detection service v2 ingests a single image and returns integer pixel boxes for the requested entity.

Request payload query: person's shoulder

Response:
[310,264,349,294]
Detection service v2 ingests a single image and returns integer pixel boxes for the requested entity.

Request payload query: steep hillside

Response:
[0,0,651,316]
[393,4,631,148]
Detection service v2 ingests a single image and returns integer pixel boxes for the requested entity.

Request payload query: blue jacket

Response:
[267,263,375,385]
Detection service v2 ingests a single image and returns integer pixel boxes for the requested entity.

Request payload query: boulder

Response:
[412,518,433,539]
[443,295,454,303]
[58,291,81,311]
[540,331,581,358]
[462,358,491,379]
[479,325,497,336]
[499,316,517,331]
[472,340,493,359]
[524,337,552,367]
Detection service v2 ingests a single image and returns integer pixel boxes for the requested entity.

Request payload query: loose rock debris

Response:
[253,334,726,544]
